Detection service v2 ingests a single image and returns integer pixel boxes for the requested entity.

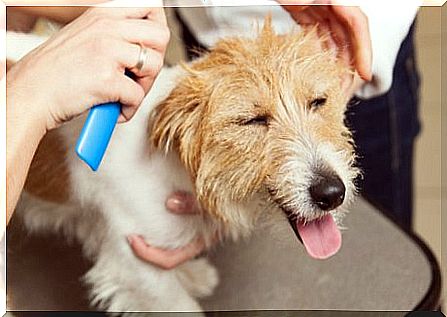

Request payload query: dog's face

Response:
[151,22,358,259]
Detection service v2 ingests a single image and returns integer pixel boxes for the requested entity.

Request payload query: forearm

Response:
[6,73,46,224]
[8,6,88,24]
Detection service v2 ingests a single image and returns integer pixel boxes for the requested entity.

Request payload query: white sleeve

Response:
[176,1,420,98]
[6,31,48,63]
[175,1,297,46]
[356,1,421,98]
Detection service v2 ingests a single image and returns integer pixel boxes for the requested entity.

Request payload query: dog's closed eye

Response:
[242,115,269,126]
[309,97,327,109]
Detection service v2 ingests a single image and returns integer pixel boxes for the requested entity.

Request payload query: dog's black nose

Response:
[309,173,345,211]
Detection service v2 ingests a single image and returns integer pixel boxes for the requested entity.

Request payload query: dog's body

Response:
[14,22,358,313]
[18,65,223,312]
[19,66,223,312]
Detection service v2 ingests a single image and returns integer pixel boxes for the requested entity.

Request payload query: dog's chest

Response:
[59,67,206,248]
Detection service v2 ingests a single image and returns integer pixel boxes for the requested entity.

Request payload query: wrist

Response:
[7,71,48,141]
[6,69,48,224]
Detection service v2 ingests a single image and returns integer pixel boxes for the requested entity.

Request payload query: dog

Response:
[13,20,358,313]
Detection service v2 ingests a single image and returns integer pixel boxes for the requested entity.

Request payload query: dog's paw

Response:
[176,257,219,298]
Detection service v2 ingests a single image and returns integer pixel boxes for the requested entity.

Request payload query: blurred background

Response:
[412,5,444,309]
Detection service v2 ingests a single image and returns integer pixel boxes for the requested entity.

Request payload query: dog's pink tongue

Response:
[296,214,341,260]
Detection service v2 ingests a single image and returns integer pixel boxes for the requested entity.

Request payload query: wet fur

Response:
[17,21,358,313]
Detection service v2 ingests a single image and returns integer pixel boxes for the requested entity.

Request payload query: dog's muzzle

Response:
[268,168,346,260]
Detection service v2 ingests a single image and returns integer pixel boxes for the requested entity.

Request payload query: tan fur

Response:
[22,20,355,231]
[150,20,355,226]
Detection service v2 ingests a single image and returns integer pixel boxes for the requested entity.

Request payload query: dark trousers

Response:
[175,12,421,229]
[346,23,421,229]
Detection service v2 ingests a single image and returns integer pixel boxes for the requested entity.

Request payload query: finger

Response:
[327,11,349,50]
[146,6,168,26]
[321,23,337,52]
[304,6,326,23]
[331,6,372,81]
[117,114,128,124]
[326,10,351,65]
[128,235,205,270]
[304,7,335,51]
[288,9,320,40]
[115,42,141,68]
[290,9,315,25]
[115,43,164,79]
[116,19,170,52]
[112,75,145,122]
[277,0,315,13]
[279,4,310,17]
[280,4,314,22]
[131,47,165,79]
[135,76,155,95]
[120,105,138,122]
[342,71,364,98]
[166,191,200,215]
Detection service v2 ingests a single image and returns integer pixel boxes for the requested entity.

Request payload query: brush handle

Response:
[76,70,136,171]
[75,102,121,171]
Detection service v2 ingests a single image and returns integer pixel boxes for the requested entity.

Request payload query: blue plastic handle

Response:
[76,70,135,171]
[75,102,121,171]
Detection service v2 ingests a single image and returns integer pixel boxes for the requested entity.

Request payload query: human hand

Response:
[127,192,209,270]
[7,5,170,132]
[277,0,372,86]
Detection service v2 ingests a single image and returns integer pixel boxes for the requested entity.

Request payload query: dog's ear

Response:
[149,74,206,176]
[261,15,274,38]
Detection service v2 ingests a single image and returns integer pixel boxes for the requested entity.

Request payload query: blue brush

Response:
[75,102,121,171]
[75,70,134,171]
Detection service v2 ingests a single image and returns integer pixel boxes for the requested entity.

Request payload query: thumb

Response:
[166,191,200,215]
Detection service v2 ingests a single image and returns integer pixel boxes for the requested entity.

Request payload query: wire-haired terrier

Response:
[18,19,358,313]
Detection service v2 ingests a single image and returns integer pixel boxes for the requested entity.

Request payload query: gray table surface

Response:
[7,198,434,312]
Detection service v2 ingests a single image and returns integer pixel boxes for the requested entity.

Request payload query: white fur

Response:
[15,66,224,313]
[7,30,248,313]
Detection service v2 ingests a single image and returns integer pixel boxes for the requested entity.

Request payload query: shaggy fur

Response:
[16,21,358,314]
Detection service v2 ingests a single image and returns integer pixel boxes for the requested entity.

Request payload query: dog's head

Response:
[150,20,359,259]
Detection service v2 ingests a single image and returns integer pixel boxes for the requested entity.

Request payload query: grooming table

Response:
[6,198,441,314]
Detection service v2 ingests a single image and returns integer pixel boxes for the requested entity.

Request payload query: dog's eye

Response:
[243,115,269,126]
[309,97,327,109]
